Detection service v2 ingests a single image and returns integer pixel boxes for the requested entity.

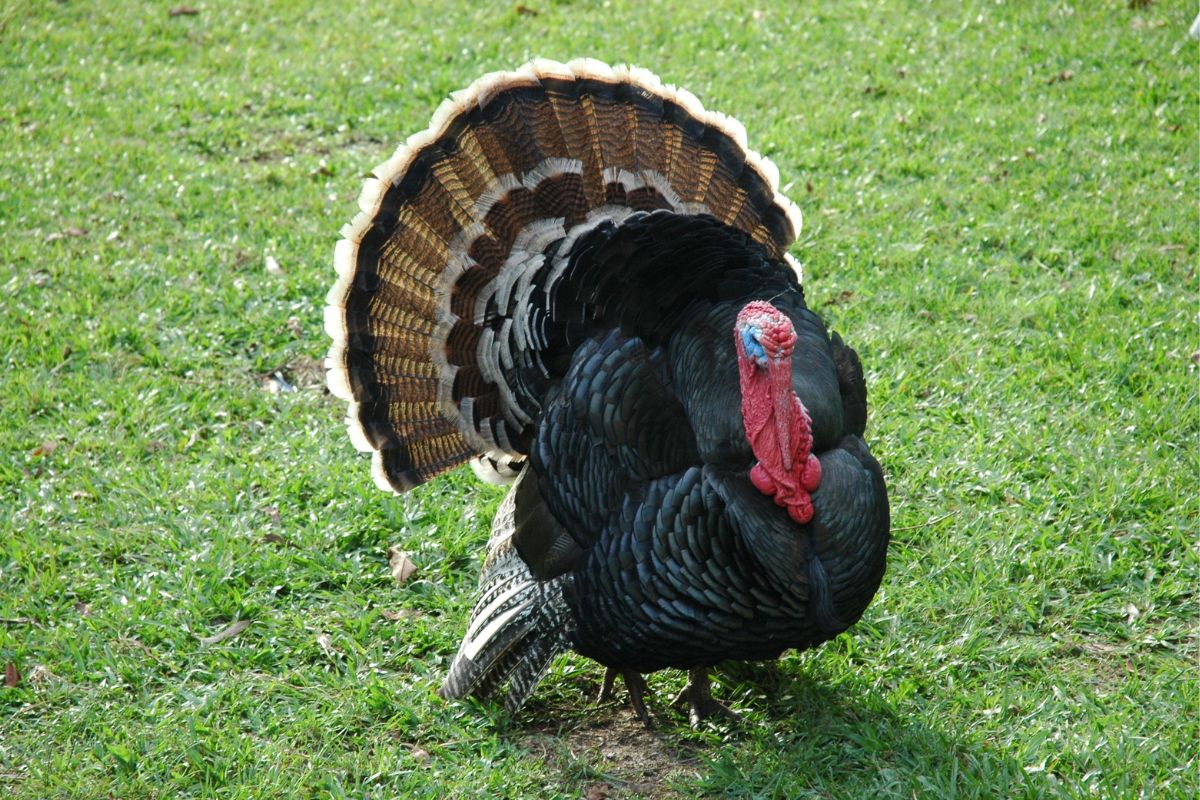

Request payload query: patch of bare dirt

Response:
[521,707,701,799]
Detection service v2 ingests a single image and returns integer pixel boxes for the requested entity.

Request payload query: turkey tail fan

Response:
[439,481,571,710]
[325,58,803,493]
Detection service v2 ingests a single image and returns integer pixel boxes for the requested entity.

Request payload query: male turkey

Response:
[325,59,889,726]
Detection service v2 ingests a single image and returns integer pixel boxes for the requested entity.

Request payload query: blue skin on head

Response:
[741,325,767,365]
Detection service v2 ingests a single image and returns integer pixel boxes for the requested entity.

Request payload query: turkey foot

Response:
[673,668,739,728]
[598,667,653,729]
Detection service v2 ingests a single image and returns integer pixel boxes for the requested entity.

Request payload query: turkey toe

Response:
[674,669,740,728]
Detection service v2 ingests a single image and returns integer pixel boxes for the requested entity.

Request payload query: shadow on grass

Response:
[508,661,1061,800]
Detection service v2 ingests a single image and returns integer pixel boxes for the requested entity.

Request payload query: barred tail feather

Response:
[438,477,571,712]
[438,546,570,712]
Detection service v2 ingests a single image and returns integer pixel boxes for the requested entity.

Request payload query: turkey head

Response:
[734,301,823,524]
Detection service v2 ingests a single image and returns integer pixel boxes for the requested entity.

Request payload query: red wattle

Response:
[750,463,777,496]
[801,456,821,492]
[787,495,813,525]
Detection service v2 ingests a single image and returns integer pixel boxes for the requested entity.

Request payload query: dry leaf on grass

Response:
[30,441,58,458]
[388,547,418,585]
[44,227,88,242]
[5,662,18,688]
[198,619,251,645]
[380,608,421,621]
[317,633,339,657]
[823,290,855,307]
[263,372,297,394]
[27,665,58,685]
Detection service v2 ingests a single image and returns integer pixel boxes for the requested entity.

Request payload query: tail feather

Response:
[439,545,570,712]
[439,474,572,712]
[326,58,803,494]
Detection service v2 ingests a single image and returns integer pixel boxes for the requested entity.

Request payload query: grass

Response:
[1,0,1196,797]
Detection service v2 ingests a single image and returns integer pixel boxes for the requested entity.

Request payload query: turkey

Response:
[324,59,889,726]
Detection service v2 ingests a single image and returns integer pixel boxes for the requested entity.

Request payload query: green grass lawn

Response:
[2,1,1196,797]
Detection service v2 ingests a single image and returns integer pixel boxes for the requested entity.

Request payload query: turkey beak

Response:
[768,355,793,471]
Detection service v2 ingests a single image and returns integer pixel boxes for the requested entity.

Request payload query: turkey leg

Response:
[598,667,653,728]
[674,668,739,727]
